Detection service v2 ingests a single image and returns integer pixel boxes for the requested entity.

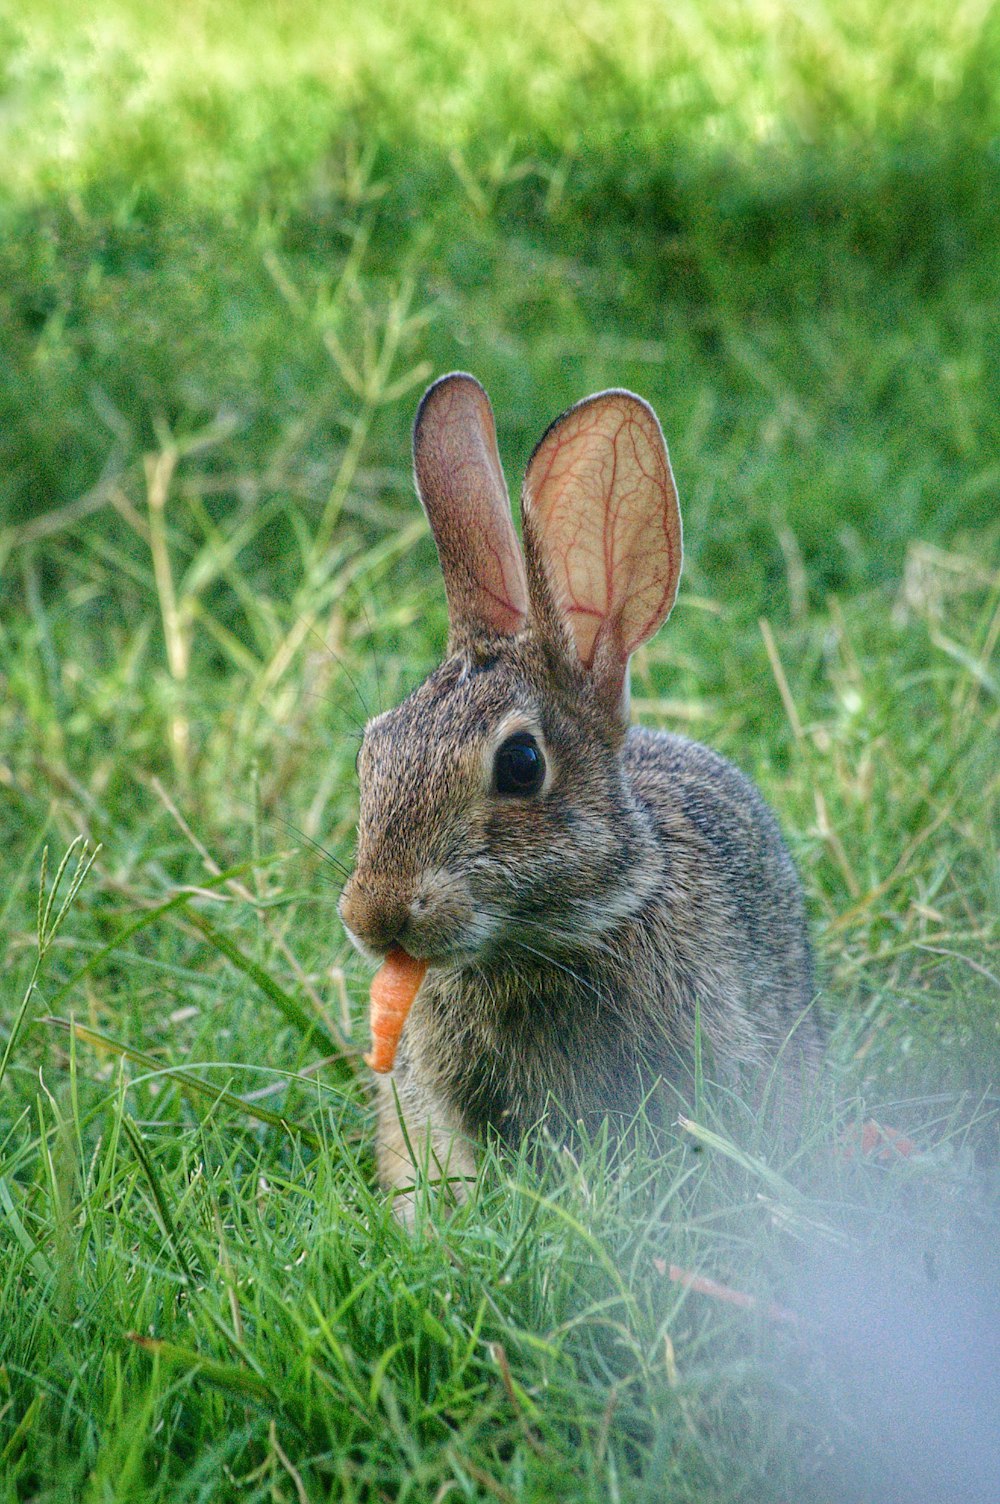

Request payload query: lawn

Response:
[1,2,998,1499]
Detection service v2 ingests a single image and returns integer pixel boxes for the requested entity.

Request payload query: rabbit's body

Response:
[340,375,819,1213]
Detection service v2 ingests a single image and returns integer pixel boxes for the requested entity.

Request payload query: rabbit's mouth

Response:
[339,868,501,968]
[343,920,497,972]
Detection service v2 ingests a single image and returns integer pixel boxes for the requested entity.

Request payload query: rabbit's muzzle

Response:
[338,877,412,955]
[339,863,490,963]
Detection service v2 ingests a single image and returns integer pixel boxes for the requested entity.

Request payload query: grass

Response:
[1,0,999,1498]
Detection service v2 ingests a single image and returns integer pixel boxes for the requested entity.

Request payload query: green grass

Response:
[1,1,999,1498]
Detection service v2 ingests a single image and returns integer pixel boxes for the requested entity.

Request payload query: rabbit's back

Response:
[624,726,816,1065]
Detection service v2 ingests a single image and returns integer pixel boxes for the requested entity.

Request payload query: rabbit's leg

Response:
[374,1071,477,1226]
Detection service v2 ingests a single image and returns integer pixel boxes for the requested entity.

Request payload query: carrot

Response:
[364,947,429,1073]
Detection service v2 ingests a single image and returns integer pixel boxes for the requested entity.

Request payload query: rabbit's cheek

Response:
[406,865,496,960]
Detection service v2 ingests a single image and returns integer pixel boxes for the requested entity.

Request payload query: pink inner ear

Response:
[523,391,682,670]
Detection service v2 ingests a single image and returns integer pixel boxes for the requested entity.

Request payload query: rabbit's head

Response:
[339,373,682,969]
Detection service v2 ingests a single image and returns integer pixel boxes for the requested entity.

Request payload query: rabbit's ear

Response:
[522,390,681,716]
[413,373,528,642]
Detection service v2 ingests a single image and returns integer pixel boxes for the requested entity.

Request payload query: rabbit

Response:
[338,372,819,1216]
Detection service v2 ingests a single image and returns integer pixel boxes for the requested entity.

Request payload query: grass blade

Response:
[120,1112,195,1282]
[43,859,281,1016]
[43,1017,322,1149]
[183,909,351,1062]
[126,1334,276,1404]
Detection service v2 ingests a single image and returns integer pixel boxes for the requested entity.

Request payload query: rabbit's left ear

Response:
[522,390,682,717]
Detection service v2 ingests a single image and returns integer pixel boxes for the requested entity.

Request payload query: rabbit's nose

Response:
[339,881,410,954]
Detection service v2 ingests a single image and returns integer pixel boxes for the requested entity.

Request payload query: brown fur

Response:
[338,376,819,1218]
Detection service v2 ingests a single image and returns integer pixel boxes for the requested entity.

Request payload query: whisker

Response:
[492,916,635,1026]
[304,620,371,726]
[500,933,615,1012]
[532,949,633,1030]
[469,892,622,967]
[274,815,353,881]
[297,689,366,735]
[511,912,622,963]
[358,596,385,716]
[504,933,584,983]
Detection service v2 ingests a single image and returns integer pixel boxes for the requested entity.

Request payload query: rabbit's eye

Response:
[494,732,545,797]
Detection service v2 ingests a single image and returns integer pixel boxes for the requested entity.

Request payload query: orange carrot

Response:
[364,947,428,1073]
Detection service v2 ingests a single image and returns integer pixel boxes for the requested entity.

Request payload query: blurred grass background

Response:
[1,2,998,1499]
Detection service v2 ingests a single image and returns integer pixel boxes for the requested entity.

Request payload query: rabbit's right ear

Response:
[413,373,528,643]
[522,390,681,720]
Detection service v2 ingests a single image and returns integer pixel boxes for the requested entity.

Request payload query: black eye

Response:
[494,732,546,797]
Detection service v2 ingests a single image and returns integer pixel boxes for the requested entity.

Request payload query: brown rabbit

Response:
[339,373,818,1217]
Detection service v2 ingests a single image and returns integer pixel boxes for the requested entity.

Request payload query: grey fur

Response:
[339,380,819,1214]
